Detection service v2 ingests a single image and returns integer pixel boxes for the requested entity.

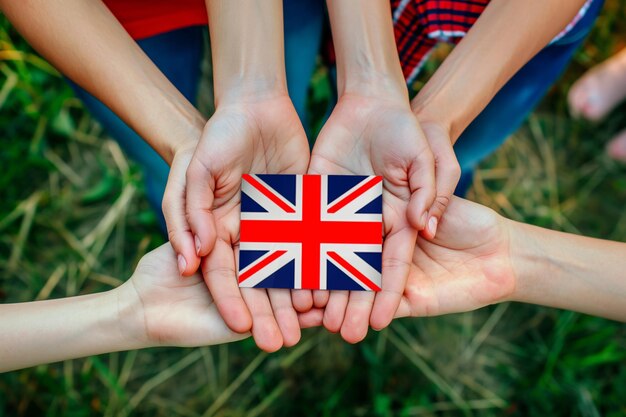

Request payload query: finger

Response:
[394,299,412,319]
[323,290,349,333]
[406,148,436,231]
[298,308,325,329]
[423,140,461,240]
[370,226,416,330]
[163,153,200,276]
[313,290,330,308]
[291,289,313,313]
[202,238,252,333]
[185,156,218,257]
[340,291,375,344]
[241,287,284,352]
[267,289,301,347]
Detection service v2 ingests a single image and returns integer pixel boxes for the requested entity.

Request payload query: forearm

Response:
[509,220,626,322]
[326,0,407,100]
[1,0,205,164]
[412,0,586,141]
[0,288,144,372]
[207,0,288,106]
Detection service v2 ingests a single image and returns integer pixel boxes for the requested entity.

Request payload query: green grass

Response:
[2,3,626,416]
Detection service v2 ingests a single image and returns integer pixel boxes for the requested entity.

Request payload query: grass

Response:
[2,3,626,416]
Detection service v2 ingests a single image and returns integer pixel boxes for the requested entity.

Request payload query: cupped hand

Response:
[395,197,516,318]
[118,243,249,348]
[308,93,436,343]
[184,95,311,352]
[296,197,517,328]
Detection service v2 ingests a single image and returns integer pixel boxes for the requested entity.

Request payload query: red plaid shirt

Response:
[391,0,593,83]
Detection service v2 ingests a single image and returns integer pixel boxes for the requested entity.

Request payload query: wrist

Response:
[328,0,408,103]
[208,0,288,108]
[340,73,409,104]
[112,282,152,350]
[215,82,289,110]
[506,219,545,304]
[411,94,463,143]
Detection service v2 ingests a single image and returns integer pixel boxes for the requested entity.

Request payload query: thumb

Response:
[418,122,461,240]
[185,154,218,257]
[162,152,200,276]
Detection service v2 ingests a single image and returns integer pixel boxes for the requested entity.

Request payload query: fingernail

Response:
[194,235,201,255]
[177,254,187,275]
[420,212,428,229]
[428,216,438,237]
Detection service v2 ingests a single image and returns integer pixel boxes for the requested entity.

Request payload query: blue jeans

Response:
[453,0,604,195]
[71,0,601,221]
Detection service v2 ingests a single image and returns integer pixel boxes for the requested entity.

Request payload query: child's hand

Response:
[117,243,250,348]
[163,94,311,352]
[308,93,436,343]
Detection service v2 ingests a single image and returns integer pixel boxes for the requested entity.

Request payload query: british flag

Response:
[238,174,383,291]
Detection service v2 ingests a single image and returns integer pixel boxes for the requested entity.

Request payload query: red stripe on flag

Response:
[327,251,381,291]
[238,250,287,283]
[327,176,382,213]
[243,174,296,213]
[240,220,382,244]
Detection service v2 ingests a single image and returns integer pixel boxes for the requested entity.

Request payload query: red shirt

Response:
[103,0,207,40]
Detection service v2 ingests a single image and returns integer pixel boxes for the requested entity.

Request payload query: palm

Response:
[202,99,309,246]
[188,95,310,351]
[129,244,246,347]
[309,95,435,342]
[396,197,516,317]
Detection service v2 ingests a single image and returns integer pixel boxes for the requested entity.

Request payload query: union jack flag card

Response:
[238,174,383,291]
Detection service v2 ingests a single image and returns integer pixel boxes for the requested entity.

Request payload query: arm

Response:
[0,243,248,373]
[510,220,626,321]
[0,0,205,164]
[382,197,626,322]
[412,0,587,140]
[0,1,211,277]
[309,0,436,343]
[0,289,139,372]
[178,0,310,352]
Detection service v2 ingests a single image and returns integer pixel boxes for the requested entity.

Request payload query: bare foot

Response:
[568,48,626,121]
[607,129,626,162]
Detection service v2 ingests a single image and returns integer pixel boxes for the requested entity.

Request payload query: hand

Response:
[297,197,516,327]
[184,94,311,351]
[395,197,516,318]
[308,93,436,343]
[412,116,462,239]
[116,243,249,348]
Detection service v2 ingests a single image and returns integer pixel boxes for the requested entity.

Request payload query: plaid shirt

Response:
[390,0,593,83]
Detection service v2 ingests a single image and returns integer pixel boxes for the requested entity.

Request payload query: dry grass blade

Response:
[0,64,17,109]
[8,191,41,270]
[247,381,290,417]
[405,398,507,415]
[279,332,320,368]
[44,149,85,187]
[201,351,267,417]
[120,349,203,417]
[459,303,509,364]
[82,184,136,248]
[388,330,469,414]
[36,264,66,300]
